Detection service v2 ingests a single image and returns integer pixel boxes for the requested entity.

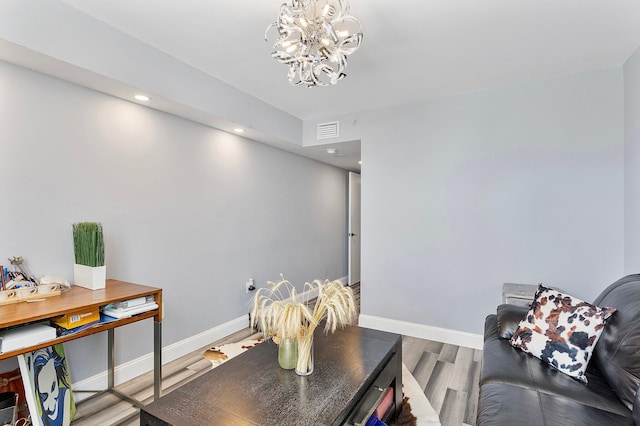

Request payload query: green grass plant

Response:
[72,222,105,267]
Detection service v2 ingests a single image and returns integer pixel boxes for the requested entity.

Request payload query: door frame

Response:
[348,172,361,285]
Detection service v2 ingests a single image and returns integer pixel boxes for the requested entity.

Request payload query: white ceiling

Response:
[6,1,640,171]
[59,0,640,120]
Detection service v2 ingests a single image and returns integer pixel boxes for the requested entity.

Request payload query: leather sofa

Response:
[477,274,640,425]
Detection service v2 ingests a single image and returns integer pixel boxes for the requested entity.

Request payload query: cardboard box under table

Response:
[52,307,100,329]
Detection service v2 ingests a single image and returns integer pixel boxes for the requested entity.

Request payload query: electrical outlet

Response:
[246,278,256,293]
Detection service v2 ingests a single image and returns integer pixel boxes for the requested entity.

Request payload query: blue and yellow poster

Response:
[18,344,75,426]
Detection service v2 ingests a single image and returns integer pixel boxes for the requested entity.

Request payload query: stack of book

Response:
[103,295,158,319]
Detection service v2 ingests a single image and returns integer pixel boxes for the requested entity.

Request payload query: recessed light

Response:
[326,148,337,155]
[358,160,362,165]
[234,128,244,133]
[134,94,151,102]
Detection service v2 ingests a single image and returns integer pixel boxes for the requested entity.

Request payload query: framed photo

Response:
[17,344,75,426]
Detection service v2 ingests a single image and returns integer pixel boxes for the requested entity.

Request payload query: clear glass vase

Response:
[295,334,314,376]
[278,338,298,370]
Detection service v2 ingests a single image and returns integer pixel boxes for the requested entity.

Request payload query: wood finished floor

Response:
[72,284,481,426]
[402,337,482,426]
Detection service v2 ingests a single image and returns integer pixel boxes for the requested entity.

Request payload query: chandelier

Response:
[266,0,363,87]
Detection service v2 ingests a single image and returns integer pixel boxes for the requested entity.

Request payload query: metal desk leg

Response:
[154,320,162,400]
[393,339,403,420]
[108,328,115,390]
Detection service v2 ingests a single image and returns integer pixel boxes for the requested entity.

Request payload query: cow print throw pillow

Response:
[510,285,616,384]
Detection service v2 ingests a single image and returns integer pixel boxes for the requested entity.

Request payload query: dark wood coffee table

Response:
[140,326,402,425]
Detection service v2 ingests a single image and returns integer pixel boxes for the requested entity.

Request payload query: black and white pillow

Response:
[510,285,616,383]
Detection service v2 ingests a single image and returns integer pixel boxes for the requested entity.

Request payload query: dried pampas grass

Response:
[250,277,357,373]
[251,277,357,339]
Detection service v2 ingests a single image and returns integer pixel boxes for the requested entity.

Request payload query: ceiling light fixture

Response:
[233,128,245,133]
[266,0,363,87]
[134,94,151,102]
[326,148,337,155]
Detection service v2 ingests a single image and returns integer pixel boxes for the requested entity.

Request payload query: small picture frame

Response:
[17,344,76,426]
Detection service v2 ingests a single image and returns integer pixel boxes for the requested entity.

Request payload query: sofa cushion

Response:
[478,383,634,426]
[592,274,640,411]
[496,304,529,339]
[482,315,630,416]
[510,285,615,383]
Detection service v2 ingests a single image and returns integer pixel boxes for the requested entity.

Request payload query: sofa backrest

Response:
[593,274,640,411]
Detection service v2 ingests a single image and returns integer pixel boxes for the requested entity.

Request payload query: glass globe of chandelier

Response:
[266,0,363,87]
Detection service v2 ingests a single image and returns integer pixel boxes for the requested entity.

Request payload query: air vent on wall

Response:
[317,121,339,140]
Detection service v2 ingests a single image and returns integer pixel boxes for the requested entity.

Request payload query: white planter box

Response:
[73,264,106,290]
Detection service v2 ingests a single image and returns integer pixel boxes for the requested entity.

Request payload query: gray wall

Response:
[0,0,303,147]
[625,47,640,274]
[0,61,348,381]
[308,68,624,334]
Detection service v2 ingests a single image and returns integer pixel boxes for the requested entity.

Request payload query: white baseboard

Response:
[72,314,248,401]
[358,314,483,350]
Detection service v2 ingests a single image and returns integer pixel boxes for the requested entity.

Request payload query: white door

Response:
[348,172,361,285]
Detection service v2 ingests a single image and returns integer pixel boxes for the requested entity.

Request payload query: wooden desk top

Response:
[141,326,401,426]
[0,279,162,360]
